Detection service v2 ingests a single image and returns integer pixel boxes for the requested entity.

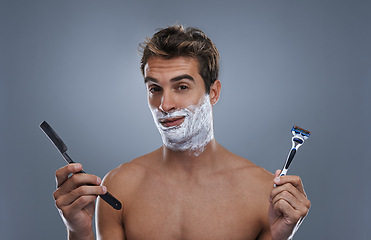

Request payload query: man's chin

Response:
[159,124,181,131]
[164,136,190,145]
[162,134,193,146]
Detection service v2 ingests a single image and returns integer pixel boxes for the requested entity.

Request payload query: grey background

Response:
[1,0,370,239]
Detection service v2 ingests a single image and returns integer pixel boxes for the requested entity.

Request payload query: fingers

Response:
[55,163,83,188]
[271,198,304,225]
[56,172,101,195]
[271,187,310,216]
[55,185,107,209]
[54,163,108,210]
[55,189,107,222]
[273,171,306,196]
[270,170,311,221]
[57,195,97,218]
[274,169,281,178]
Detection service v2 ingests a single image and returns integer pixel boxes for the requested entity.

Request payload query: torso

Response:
[103,146,273,240]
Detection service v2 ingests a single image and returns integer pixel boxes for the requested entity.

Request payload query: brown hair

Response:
[139,25,219,93]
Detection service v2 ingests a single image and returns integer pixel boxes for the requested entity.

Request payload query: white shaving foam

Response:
[150,94,214,156]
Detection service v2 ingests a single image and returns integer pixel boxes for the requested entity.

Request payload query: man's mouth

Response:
[159,116,185,128]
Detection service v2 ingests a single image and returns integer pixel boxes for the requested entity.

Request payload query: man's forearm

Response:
[68,230,95,240]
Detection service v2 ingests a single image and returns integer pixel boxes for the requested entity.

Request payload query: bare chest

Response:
[123,175,266,240]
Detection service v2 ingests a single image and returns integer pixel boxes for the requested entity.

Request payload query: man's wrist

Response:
[68,230,95,240]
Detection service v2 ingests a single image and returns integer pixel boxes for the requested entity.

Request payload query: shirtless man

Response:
[53,25,310,240]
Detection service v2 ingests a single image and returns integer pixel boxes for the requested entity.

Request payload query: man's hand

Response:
[53,163,107,240]
[268,170,311,240]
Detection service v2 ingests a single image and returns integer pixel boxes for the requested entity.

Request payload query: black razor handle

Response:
[63,152,122,210]
[280,148,297,177]
[40,121,122,210]
[285,148,296,170]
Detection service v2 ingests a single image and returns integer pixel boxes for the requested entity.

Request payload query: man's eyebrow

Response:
[170,74,194,83]
[144,77,158,83]
[144,74,195,84]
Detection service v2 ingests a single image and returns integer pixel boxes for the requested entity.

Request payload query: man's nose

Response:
[159,90,176,113]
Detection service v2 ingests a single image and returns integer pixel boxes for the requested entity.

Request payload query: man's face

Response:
[144,56,214,154]
[145,56,207,116]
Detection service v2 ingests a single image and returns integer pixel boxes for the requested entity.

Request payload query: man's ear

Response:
[209,80,221,105]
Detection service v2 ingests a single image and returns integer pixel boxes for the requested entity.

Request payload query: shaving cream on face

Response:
[150,94,214,156]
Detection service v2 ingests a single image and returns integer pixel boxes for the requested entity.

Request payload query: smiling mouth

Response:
[159,116,185,128]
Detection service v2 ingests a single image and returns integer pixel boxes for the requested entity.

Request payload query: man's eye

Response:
[149,87,161,93]
[178,85,188,90]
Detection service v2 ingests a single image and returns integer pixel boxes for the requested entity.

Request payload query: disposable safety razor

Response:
[278,125,311,239]
[40,121,122,210]
[280,125,311,176]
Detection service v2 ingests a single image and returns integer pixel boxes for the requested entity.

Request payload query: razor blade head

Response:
[291,125,311,140]
[293,137,304,144]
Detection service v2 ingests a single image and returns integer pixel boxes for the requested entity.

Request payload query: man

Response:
[53,25,310,240]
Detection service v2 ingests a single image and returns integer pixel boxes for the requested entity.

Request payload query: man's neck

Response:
[161,139,228,180]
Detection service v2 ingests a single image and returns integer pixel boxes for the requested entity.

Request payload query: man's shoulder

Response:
[227,151,272,175]
[224,151,274,192]
[101,148,162,193]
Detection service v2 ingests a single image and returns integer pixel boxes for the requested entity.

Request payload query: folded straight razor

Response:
[40,121,122,210]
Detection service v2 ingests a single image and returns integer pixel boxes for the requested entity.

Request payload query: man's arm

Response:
[96,170,126,240]
[256,222,273,240]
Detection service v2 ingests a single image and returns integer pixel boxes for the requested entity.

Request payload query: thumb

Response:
[274,169,281,178]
